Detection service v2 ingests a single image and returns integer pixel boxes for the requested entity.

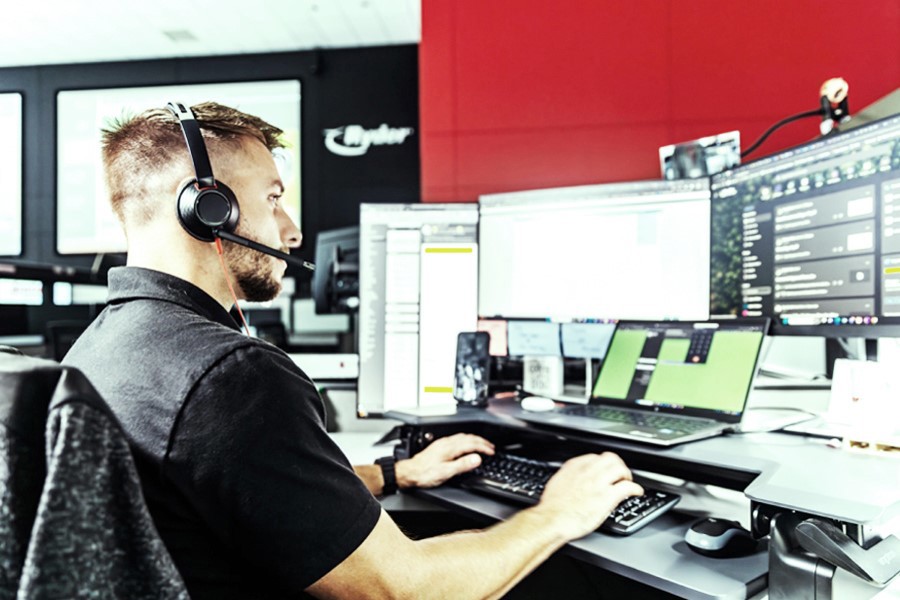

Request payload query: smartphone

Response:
[453,331,492,407]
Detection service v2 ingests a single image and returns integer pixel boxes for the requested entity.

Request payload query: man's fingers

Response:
[431,434,495,458]
[417,453,482,488]
[439,453,483,480]
[564,453,632,484]
[613,480,644,502]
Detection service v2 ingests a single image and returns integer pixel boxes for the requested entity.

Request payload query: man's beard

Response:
[224,240,282,302]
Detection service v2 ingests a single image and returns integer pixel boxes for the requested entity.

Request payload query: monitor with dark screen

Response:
[312,226,360,315]
[710,113,900,337]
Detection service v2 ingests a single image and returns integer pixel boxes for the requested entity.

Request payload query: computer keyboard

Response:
[559,405,716,434]
[455,452,680,535]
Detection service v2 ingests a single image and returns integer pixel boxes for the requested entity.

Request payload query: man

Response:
[64,102,643,599]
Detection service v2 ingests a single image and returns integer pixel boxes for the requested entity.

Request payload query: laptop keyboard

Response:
[455,452,680,535]
[559,405,716,433]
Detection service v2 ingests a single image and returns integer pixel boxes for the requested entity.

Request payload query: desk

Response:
[0,335,46,358]
[415,485,765,599]
[362,397,900,599]
[389,399,900,526]
[331,430,766,599]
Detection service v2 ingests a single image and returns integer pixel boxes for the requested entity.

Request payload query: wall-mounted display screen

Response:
[56,79,301,254]
[0,93,23,256]
[0,278,42,306]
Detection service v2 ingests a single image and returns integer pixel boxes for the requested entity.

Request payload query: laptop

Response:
[516,319,770,446]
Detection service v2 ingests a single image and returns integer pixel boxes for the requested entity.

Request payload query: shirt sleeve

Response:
[165,343,382,591]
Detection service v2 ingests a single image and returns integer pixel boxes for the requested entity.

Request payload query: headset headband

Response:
[166,102,217,190]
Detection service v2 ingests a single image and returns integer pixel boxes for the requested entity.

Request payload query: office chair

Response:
[0,347,188,599]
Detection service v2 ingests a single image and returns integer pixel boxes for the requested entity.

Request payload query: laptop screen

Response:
[591,320,768,420]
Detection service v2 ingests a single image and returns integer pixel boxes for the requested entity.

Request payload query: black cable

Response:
[741,109,824,159]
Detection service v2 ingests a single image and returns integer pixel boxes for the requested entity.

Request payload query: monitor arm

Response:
[765,511,900,600]
[795,518,900,586]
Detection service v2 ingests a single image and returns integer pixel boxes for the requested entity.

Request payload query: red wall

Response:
[419,0,900,202]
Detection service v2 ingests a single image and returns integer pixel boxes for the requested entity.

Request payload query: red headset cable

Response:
[215,237,252,336]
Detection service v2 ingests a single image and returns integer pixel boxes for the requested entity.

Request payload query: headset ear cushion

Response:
[176,180,240,242]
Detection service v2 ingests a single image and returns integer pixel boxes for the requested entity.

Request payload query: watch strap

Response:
[375,456,398,495]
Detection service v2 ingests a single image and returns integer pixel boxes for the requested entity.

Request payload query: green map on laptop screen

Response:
[593,325,764,414]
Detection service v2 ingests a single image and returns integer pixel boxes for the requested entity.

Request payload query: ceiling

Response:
[0,0,421,68]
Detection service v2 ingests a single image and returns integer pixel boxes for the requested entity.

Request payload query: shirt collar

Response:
[106,266,241,331]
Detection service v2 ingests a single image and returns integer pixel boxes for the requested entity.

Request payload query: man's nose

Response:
[279,207,302,249]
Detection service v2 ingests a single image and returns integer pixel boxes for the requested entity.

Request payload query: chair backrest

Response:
[0,347,58,597]
[0,348,189,599]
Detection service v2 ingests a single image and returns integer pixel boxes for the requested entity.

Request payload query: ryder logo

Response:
[323,124,414,157]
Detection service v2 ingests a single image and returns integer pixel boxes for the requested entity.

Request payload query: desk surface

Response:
[339,384,900,598]
[330,424,900,600]
[415,485,767,600]
[387,398,900,529]
[330,432,767,599]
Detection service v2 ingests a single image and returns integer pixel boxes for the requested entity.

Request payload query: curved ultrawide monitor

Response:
[710,113,900,337]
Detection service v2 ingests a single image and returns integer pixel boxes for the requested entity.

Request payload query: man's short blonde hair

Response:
[101,102,286,226]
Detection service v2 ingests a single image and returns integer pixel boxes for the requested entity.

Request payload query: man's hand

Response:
[396,433,495,489]
[532,452,643,541]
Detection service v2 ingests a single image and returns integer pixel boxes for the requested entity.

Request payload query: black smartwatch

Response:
[375,456,398,496]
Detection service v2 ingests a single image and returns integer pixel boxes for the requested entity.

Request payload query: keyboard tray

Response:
[455,452,680,535]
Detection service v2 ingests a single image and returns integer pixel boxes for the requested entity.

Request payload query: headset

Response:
[166,102,314,271]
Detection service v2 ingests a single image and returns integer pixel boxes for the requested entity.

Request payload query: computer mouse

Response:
[520,396,556,412]
[684,518,759,558]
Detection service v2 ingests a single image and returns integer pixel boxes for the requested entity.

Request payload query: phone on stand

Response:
[453,331,492,408]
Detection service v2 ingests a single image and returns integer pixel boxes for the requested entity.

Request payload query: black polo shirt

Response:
[64,267,381,599]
